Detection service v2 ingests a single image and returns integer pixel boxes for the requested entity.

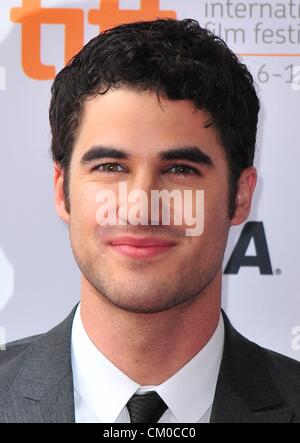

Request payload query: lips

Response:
[108,236,176,259]
[109,236,176,247]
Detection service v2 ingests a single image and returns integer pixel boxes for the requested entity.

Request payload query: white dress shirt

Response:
[71,303,224,423]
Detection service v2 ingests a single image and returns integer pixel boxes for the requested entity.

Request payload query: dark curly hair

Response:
[49,18,260,219]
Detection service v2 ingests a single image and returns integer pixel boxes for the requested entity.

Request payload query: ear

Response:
[53,162,70,224]
[230,166,257,226]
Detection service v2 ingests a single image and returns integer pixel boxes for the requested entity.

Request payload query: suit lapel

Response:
[0,306,78,423]
[210,311,293,423]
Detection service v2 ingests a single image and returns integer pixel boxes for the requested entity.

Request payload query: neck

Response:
[80,270,222,386]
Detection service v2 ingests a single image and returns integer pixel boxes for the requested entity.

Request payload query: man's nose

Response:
[120,167,163,225]
[129,167,158,193]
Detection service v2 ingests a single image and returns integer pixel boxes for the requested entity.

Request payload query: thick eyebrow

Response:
[80,145,214,168]
[159,146,214,168]
[80,146,132,164]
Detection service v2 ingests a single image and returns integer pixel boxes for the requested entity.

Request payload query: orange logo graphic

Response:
[11,0,177,81]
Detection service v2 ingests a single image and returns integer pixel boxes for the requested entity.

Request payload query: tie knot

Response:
[126,391,168,423]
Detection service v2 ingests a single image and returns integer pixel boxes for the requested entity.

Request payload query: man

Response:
[1,18,300,423]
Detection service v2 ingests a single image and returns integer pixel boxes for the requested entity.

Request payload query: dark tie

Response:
[126,391,168,423]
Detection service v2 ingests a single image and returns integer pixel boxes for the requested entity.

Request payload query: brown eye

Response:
[92,163,126,173]
[166,164,201,176]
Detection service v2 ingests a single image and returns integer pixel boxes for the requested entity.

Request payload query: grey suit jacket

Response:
[0,305,300,423]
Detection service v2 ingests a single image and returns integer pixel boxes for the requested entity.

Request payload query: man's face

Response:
[55,87,255,313]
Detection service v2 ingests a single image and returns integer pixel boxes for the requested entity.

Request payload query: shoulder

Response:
[0,333,43,394]
[235,325,300,382]
[262,345,300,393]
[0,333,42,360]
[222,310,300,382]
[248,338,300,419]
[2,333,43,350]
[0,333,43,367]
[239,327,300,415]
[219,311,300,420]
[0,305,78,393]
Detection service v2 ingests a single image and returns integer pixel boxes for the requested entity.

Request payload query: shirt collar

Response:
[71,303,224,423]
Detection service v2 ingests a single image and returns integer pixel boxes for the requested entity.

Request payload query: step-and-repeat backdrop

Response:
[0,0,300,359]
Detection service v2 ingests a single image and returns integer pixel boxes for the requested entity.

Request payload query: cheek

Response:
[200,187,230,245]
[71,182,102,232]
[188,191,229,262]
[203,178,230,230]
[205,189,227,217]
